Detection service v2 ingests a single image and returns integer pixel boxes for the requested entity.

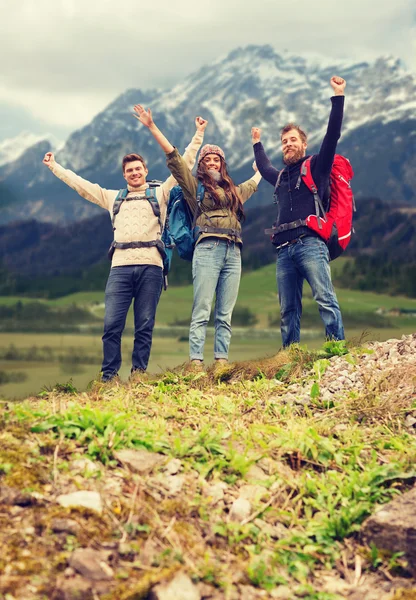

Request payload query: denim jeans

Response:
[276,236,344,347]
[190,238,241,360]
[101,265,163,380]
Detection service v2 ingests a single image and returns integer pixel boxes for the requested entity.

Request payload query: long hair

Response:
[196,159,245,222]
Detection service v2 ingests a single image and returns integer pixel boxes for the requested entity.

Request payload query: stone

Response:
[51,518,81,536]
[203,481,228,505]
[254,519,288,540]
[157,474,185,496]
[163,458,182,475]
[239,484,268,503]
[0,485,35,506]
[114,449,165,474]
[148,572,200,600]
[405,415,416,428]
[69,548,114,581]
[138,538,159,566]
[71,458,100,473]
[229,497,252,523]
[361,486,416,575]
[270,586,293,599]
[53,575,93,600]
[56,491,102,514]
[245,464,269,482]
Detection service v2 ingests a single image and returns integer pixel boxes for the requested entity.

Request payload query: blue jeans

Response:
[101,265,163,380]
[190,238,241,360]
[276,236,344,347]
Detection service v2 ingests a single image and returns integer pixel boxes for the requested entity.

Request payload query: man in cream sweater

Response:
[43,116,207,383]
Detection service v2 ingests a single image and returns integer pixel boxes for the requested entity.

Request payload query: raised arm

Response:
[42,152,113,210]
[251,127,279,187]
[315,76,346,178]
[238,161,262,204]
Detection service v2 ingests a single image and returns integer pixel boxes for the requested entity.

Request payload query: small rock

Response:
[69,548,114,581]
[229,497,251,523]
[57,491,102,514]
[0,485,35,506]
[71,458,100,473]
[405,415,416,428]
[362,486,416,575]
[51,518,81,536]
[239,484,268,503]
[245,464,269,482]
[53,575,93,600]
[157,474,185,496]
[148,572,200,600]
[138,538,159,566]
[270,586,293,599]
[203,481,228,505]
[163,458,182,475]
[254,518,288,539]
[114,449,165,474]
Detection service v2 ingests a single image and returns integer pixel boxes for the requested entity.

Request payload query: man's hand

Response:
[195,116,208,132]
[252,161,258,172]
[43,152,55,167]
[133,104,154,128]
[251,127,262,144]
[330,76,346,96]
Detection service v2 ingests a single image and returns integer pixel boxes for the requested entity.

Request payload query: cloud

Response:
[2,0,415,133]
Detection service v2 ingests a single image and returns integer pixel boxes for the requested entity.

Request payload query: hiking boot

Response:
[188,359,204,373]
[129,369,148,385]
[215,358,229,366]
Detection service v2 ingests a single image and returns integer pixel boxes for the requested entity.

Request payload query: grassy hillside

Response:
[1,340,416,599]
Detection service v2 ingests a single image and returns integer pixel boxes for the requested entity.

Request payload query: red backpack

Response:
[301,154,355,260]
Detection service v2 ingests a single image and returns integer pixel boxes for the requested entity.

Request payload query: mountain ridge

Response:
[1,45,416,224]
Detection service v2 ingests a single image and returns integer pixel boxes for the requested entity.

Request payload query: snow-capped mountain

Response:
[0,132,61,167]
[1,45,415,224]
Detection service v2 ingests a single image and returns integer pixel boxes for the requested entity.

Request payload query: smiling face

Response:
[202,153,222,172]
[281,128,307,165]
[123,159,148,188]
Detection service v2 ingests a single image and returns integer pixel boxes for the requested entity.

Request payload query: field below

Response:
[1,260,416,399]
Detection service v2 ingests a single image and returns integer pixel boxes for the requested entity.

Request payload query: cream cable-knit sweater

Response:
[48,130,204,268]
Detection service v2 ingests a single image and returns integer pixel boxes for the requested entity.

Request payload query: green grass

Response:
[1,341,415,598]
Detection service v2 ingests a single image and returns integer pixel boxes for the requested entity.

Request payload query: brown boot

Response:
[215,358,229,366]
[188,359,204,373]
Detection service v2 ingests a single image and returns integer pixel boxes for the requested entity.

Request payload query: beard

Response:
[207,169,222,183]
[283,148,305,165]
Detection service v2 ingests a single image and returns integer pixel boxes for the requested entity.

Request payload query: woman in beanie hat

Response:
[134,104,261,370]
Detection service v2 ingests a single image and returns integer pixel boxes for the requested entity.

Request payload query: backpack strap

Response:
[273,168,285,204]
[145,187,163,233]
[299,157,326,229]
[265,219,307,235]
[111,189,129,229]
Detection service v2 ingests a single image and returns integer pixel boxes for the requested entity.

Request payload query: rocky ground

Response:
[1,335,416,599]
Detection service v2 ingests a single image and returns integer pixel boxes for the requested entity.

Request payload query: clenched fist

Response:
[330,76,346,96]
[195,116,208,132]
[43,152,55,166]
[251,127,262,144]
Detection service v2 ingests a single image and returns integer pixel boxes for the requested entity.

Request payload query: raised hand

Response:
[252,160,258,172]
[133,104,154,128]
[330,76,346,96]
[251,127,262,144]
[195,116,208,132]
[43,152,55,166]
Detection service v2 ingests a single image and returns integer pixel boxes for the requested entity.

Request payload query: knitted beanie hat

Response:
[198,144,226,164]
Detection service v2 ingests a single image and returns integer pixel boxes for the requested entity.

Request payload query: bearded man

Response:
[251,76,346,347]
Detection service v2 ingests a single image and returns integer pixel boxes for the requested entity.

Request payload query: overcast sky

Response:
[1,0,415,141]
